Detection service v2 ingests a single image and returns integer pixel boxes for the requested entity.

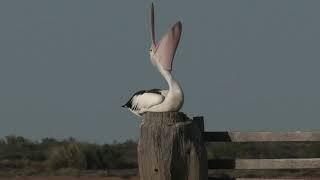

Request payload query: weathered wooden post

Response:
[138,112,207,180]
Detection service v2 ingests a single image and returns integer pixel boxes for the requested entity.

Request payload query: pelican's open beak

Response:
[150,3,156,49]
[149,3,182,71]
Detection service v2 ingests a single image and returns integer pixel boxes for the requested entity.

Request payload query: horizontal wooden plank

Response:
[208,169,320,179]
[209,179,319,180]
[206,141,320,159]
[204,131,320,142]
[236,179,318,180]
[208,158,320,169]
[236,158,320,169]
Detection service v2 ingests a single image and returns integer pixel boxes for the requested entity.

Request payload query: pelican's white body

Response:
[124,63,184,117]
[141,61,183,113]
[122,4,184,117]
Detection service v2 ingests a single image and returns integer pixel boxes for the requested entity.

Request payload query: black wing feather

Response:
[122,89,162,108]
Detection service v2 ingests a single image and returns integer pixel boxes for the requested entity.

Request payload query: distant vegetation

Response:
[1,135,320,177]
[0,135,137,176]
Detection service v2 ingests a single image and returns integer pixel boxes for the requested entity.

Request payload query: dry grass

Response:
[0,176,139,180]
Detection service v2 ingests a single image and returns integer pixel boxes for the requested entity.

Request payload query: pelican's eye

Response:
[149,49,152,52]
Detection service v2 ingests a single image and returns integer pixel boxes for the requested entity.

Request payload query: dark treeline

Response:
[1,135,320,176]
[0,135,137,173]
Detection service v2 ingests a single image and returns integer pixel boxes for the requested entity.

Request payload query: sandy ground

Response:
[0,177,139,180]
[3,176,317,180]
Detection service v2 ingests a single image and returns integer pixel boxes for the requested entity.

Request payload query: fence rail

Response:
[192,116,320,179]
[203,131,320,142]
[208,158,320,169]
[136,114,320,180]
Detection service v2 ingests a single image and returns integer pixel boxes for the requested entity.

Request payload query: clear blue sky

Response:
[1,1,320,143]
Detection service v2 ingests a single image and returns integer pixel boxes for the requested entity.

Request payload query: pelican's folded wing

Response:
[131,92,164,110]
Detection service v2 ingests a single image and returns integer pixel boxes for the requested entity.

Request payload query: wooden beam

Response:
[235,177,319,180]
[208,169,320,179]
[209,179,318,180]
[236,158,320,169]
[204,131,320,142]
[206,141,320,159]
[208,158,320,169]
[193,116,204,132]
[209,177,319,180]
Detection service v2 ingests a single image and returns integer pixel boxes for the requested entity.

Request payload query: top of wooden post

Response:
[143,112,189,124]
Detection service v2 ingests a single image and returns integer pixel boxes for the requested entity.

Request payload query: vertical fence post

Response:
[193,116,204,132]
[138,112,207,180]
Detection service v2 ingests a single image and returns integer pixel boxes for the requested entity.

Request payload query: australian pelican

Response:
[122,3,183,117]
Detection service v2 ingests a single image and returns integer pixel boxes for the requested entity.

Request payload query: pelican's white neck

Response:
[144,58,184,112]
[157,64,182,94]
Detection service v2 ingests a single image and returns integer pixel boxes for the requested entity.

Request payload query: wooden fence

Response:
[137,113,320,180]
[195,116,320,180]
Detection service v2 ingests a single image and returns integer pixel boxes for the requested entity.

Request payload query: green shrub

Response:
[81,144,104,169]
[47,143,87,170]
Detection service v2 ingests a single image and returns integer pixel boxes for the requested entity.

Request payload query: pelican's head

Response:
[149,44,157,67]
[149,3,182,72]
